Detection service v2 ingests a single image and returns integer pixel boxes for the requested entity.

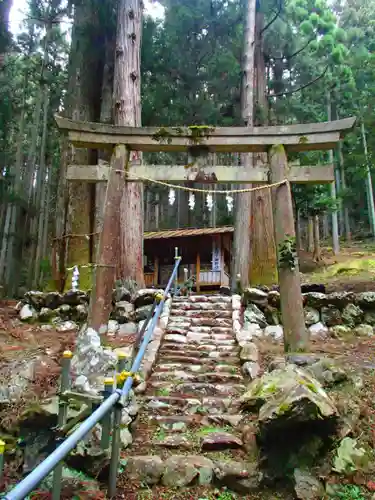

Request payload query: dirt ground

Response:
[0,243,375,498]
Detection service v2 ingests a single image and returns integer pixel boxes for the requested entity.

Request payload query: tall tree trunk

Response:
[249,8,277,286]
[337,141,351,241]
[232,0,256,291]
[361,121,375,237]
[307,216,314,253]
[312,215,321,262]
[114,0,144,286]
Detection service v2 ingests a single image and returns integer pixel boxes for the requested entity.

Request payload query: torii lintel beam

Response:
[55,115,356,153]
[66,164,335,184]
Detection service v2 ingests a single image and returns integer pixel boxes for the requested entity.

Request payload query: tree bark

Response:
[269,145,308,352]
[361,122,375,237]
[337,141,351,241]
[307,216,314,253]
[312,215,322,262]
[232,0,256,291]
[249,8,277,286]
[114,0,144,287]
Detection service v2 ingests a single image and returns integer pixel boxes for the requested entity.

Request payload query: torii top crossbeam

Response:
[55,115,356,153]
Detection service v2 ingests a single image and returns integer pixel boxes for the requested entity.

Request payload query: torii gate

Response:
[55,114,355,351]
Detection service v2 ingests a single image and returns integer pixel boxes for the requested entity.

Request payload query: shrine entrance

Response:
[55,114,355,350]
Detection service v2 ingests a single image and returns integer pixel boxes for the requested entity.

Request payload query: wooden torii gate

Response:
[55,115,355,351]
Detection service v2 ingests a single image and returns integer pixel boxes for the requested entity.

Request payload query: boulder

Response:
[118,322,137,337]
[325,292,354,309]
[219,286,231,296]
[354,324,374,337]
[242,361,261,380]
[113,301,134,324]
[304,307,320,326]
[237,324,261,345]
[20,304,37,322]
[364,311,375,325]
[72,304,88,322]
[264,325,283,341]
[201,432,243,451]
[244,304,267,328]
[242,287,268,307]
[355,291,375,309]
[342,303,363,327]
[162,455,213,486]
[125,456,164,485]
[294,468,325,500]
[56,321,78,332]
[134,304,153,322]
[321,305,342,327]
[44,292,62,310]
[58,304,72,320]
[113,286,131,303]
[240,365,338,436]
[24,291,46,310]
[133,289,163,309]
[303,292,327,309]
[306,358,349,388]
[213,460,260,493]
[38,307,57,322]
[329,325,352,339]
[264,305,280,325]
[62,290,88,306]
[267,290,280,308]
[240,343,259,362]
[308,322,329,339]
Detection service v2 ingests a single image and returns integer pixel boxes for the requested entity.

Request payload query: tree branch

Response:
[271,34,317,61]
[267,66,329,97]
[259,0,283,37]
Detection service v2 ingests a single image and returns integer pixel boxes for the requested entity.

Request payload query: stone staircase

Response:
[123,295,257,493]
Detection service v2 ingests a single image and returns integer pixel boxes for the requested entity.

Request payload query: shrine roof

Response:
[144,226,234,240]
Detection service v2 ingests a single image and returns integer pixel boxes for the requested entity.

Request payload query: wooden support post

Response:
[220,236,225,285]
[196,252,201,293]
[269,144,308,352]
[154,257,159,287]
[88,144,129,332]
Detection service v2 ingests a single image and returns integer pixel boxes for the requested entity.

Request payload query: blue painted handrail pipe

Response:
[4,257,181,500]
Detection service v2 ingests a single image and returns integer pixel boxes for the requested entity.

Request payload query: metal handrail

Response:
[4,256,181,500]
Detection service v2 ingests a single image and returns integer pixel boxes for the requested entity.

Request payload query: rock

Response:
[301,284,326,294]
[355,291,375,309]
[24,291,46,310]
[333,437,368,474]
[237,324,261,345]
[242,362,261,379]
[133,289,163,309]
[303,292,327,309]
[267,290,280,308]
[155,435,192,450]
[304,307,320,326]
[294,468,325,500]
[0,358,37,403]
[118,322,137,336]
[364,311,375,325]
[306,358,349,388]
[62,290,88,306]
[125,456,164,485]
[354,324,374,337]
[264,325,284,341]
[72,304,88,322]
[241,423,258,456]
[58,304,72,320]
[286,354,319,367]
[38,307,57,322]
[71,325,117,394]
[20,304,37,322]
[120,427,132,448]
[134,304,153,322]
[107,320,119,335]
[240,365,338,436]
[264,305,280,325]
[308,322,329,339]
[326,292,354,308]
[162,455,213,486]
[240,343,259,362]
[342,303,363,327]
[244,304,267,328]
[213,460,260,493]
[242,287,268,307]
[113,286,131,303]
[56,321,77,332]
[44,292,62,310]
[268,356,286,371]
[329,325,352,339]
[201,432,243,451]
[321,305,342,327]
[113,301,134,323]
[219,286,231,296]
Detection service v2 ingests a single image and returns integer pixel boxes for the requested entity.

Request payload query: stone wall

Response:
[240,287,375,341]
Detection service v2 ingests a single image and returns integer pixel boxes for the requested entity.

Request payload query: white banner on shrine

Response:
[212,245,221,272]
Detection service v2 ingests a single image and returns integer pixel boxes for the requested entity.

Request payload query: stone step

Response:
[170,302,232,311]
[149,370,243,384]
[148,381,245,397]
[155,363,242,374]
[142,395,240,412]
[190,318,232,327]
[189,326,234,334]
[170,309,232,319]
[159,347,239,358]
[173,295,232,303]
